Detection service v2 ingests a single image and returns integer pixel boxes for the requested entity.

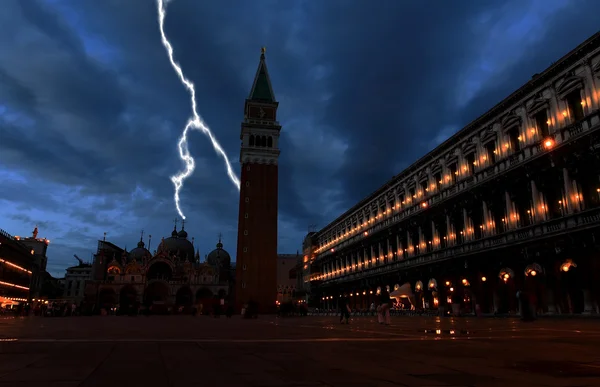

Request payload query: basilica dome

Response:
[206,240,231,268]
[129,239,151,262]
[157,226,195,262]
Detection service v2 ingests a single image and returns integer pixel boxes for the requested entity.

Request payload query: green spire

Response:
[248,47,276,102]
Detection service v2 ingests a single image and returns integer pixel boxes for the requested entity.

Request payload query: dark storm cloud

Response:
[1,0,599,276]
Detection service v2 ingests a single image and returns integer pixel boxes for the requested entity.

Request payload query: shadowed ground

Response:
[0,315,599,386]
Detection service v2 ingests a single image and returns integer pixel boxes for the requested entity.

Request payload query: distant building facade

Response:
[14,226,49,298]
[62,258,92,304]
[277,253,298,303]
[85,224,232,313]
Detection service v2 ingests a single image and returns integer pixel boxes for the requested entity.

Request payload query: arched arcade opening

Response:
[118,285,138,315]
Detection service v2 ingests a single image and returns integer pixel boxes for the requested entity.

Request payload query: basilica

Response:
[84,222,233,314]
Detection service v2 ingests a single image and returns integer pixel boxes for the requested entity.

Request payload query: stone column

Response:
[583,290,594,315]
[563,168,574,214]
[546,289,557,314]
[386,239,391,263]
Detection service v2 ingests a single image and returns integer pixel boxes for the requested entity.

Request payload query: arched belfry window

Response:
[261,136,267,147]
[249,135,255,147]
[267,136,273,148]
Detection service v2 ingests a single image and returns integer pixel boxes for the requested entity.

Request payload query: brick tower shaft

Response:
[235,48,281,314]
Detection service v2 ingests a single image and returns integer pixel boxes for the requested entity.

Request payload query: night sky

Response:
[1,0,599,277]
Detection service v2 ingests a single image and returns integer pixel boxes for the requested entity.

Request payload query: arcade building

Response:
[0,228,34,306]
[84,222,233,313]
[305,32,600,315]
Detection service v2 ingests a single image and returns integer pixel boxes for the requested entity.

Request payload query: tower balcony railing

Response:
[314,109,600,261]
[314,206,600,284]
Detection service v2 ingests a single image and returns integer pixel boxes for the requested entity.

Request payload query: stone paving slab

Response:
[0,316,599,386]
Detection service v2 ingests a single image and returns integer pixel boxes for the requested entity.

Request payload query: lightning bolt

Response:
[157,0,240,220]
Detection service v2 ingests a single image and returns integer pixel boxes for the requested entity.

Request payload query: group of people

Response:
[339,288,392,325]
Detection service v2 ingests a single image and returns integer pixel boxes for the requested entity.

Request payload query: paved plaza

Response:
[0,315,600,386]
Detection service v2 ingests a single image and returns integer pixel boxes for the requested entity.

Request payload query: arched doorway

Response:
[119,285,138,315]
[98,288,117,312]
[144,281,170,309]
[560,260,584,314]
[147,261,173,281]
[196,287,213,301]
[195,288,213,315]
[176,287,194,313]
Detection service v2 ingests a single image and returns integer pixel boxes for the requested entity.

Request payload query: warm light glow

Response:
[503,273,509,279]
[421,202,427,208]
[544,138,554,149]
[481,276,487,282]
[0,258,33,274]
[445,281,450,286]
[449,287,454,292]
[0,280,29,290]
[562,265,570,272]
[562,111,567,117]
[581,100,586,106]
[530,270,537,276]
[461,279,467,285]
[364,231,368,236]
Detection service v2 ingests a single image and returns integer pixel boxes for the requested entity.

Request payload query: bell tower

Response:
[235,48,281,313]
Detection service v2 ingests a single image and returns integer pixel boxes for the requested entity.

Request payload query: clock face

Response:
[248,106,275,120]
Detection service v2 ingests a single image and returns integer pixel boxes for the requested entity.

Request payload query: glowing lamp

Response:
[445,281,450,286]
[481,276,487,282]
[562,111,567,117]
[449,287,454,292]
[562,265,570,272]
[544,138,554,149]
[530,270,537,276]
[462,279,467,285]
